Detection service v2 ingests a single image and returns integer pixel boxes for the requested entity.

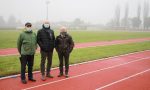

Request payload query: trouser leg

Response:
[20,55,28,80]
[58,53,64,74]
[40,51,47,76]
[46,51,53,75]
[27,55,34,79]
[64,53,70,75]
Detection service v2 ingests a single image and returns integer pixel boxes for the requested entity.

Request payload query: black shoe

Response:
[29,78,36,82]
[57,73,64,77]
[46,74,54,78]
[65,74,69,78]
[21,80,27,84]
[41,75,46,81]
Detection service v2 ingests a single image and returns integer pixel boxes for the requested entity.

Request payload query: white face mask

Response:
[44,24,50,28]
[26,27,32,32]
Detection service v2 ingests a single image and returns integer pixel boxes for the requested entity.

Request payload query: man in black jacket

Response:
[55,27,74,78]
[37,21,55,81]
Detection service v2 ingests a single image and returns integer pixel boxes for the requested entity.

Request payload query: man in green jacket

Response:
[17,22,37,84]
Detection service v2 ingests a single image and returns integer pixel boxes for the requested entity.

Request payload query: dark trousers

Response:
[58,52,70,74]
[40,50,53,76]
[20,55,34,80]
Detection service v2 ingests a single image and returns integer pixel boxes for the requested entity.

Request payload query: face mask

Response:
[44,24,50,28]
[26,27,32,32]
[60,32,67,36]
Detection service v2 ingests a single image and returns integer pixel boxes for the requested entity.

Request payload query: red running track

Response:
[0,50,150,90]
[0,38,150,56]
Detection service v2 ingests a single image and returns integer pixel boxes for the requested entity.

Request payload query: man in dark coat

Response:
[55,27,74,78]
[37,21,55,81]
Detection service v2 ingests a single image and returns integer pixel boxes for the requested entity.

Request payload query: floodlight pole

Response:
[46,1,50,20]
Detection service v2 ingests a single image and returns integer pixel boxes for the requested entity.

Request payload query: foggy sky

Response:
[0,0,148,24]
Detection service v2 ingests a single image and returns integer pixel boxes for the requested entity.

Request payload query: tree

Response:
[114,4,120,27]
[122,3,129,28]
[106,19,115,27]
[144,17,150,29]
[73,18,84,26]
[7,15,17,28]
[137,3,141,28]
[72,18,87,30]
[131,3,142,29]
[137,3,141,20]
[131,17,141,28]
[143,1,149,29]
[0,16,6,28]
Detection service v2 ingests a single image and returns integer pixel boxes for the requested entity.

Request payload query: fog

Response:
[0,0,147,24]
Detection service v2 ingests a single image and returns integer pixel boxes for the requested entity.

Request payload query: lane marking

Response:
[95,68,150,90]
[22,57,150,90]
[0,50,149,80]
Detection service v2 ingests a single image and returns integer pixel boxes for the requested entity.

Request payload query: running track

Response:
[0,50,150,90]
[0,38,150,56]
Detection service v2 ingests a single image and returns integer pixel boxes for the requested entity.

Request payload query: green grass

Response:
[69,30,150,43]
[0,29,150,48]
[0,41,150,76]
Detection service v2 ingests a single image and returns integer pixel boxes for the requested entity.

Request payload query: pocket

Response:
[23,44,31,51]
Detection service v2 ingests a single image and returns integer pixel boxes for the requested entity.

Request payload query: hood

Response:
[24,29,33,33]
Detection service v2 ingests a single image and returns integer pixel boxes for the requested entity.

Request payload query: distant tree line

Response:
[0,15,87,30]
[107,1,150,30]
[0,15,23,29]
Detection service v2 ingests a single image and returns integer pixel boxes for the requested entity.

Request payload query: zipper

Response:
[30,33,33,53]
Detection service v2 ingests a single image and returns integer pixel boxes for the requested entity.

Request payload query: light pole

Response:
[46,0,50,20]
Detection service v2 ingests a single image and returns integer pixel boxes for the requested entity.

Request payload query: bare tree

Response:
[131,3,141,29]
[122,3,129,28]
[0,16,6,28]
[137,3,141,20]
[143,0,149,29]
[7,15,17,28]
[114,4,121,27]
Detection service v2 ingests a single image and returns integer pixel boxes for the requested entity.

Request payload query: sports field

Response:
[0,29,150,76]
[0,29,150,49]
[0,29,150,90]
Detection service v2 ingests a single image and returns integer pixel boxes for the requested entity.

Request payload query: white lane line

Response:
[22,57,150,90]
[0,50,149,80]
[95,68,150,90]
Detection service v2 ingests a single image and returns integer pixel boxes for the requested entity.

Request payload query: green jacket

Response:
[17,30,37,55]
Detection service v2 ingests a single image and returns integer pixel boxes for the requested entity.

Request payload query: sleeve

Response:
[52,30,56,47]
[69,36,74,53]
[17,34,23,55]
[55,36,59,52]
[37,30,43,48]
[34,33,38,49]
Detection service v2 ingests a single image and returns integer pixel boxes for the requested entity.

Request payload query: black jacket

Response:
[37,26,55,52]
[55,33,74,53]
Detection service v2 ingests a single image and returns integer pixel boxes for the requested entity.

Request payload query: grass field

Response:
[0,41,150,76]
[0,29,150,49]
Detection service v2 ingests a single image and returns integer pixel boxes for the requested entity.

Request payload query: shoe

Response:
[21,80,27,84]
[41,75,46,81]
[65,74,69,78]
[29,78,36,82]
[57,74,64,77]
[46,74,54,78]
